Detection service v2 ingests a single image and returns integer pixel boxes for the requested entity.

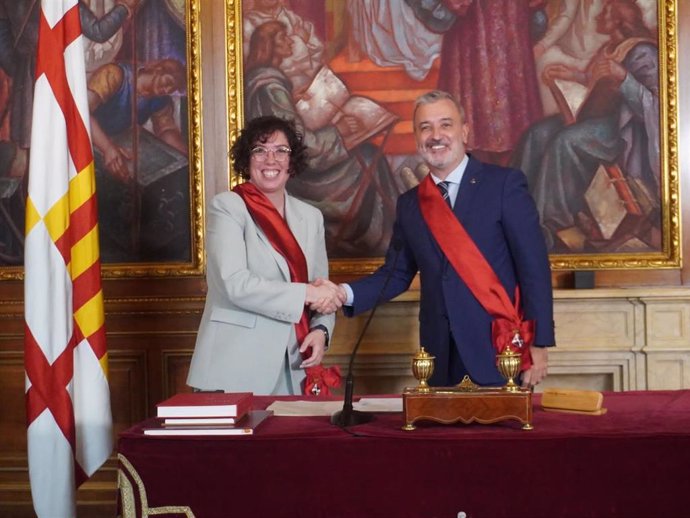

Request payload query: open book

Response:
[549,77,643,241]
[548,77,619,125]
[294,66,398,150]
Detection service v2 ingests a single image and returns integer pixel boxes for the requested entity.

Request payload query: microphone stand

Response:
[331,242,403,427]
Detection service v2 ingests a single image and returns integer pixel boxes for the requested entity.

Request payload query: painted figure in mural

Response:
[87,58,187,179]
[243,0,324,94]
[346,0,444,81]
[512,0,659,252]
[533,0,610,115]
[0,0,138,153]
[244,20,399,258]
[86,57,189,263]
[0,0,138,264]
[435,0,544,164]
[533,1,659,114]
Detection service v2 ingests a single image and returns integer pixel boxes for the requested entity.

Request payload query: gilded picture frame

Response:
[0,0,204,279]
[226,0,679,275]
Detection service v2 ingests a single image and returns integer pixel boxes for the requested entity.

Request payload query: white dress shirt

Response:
[429,153,469,209]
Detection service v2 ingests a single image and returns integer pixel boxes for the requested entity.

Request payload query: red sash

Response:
[233,183,341,394]
[417,175,534,369]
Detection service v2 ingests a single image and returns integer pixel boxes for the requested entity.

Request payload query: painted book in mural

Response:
[295,66,398,150]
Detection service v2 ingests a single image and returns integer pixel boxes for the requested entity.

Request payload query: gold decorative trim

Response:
[0,269,21,281]
[551,0,680,270]
[103,312,202,319]
[456,375,480,392]
[105,0,205,278]
[0,1,206,280]
[118,453,196,518]
[105,295,206,305]
[226,0,243,189]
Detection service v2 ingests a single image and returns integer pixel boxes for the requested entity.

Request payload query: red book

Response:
[163,416,239,426]
[144,410,271,436]
[156,392,253,418]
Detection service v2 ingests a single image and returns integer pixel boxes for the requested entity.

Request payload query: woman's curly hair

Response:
[231,116,309,180]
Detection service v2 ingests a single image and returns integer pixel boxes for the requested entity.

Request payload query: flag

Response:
[24,2,113,517]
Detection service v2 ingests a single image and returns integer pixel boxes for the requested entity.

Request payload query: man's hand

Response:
[306,278,345,314]
[521,346,548,388]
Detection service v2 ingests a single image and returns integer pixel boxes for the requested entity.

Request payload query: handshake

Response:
[305,278,347,315]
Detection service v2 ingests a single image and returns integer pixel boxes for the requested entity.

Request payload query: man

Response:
[336,90,554,388]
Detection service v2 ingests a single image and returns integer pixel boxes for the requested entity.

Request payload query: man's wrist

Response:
[341,283,354,306]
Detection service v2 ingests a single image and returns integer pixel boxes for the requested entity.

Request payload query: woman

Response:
[187,116,341,395]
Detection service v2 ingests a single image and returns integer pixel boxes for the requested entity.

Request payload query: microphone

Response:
[331,239,404,427]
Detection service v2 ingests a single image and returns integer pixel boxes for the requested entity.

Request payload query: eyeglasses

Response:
[250,145,291,162]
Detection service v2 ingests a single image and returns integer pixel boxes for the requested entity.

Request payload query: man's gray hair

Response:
[413,90,466,122]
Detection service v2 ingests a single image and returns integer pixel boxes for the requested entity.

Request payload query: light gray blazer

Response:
[187,190,334,394]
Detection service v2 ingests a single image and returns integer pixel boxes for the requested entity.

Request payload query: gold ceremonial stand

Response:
[402,347,533,431]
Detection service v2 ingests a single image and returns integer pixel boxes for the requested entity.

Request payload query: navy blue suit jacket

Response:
[345,157,555,386]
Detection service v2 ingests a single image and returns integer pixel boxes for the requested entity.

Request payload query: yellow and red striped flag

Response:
[24,2,112,517]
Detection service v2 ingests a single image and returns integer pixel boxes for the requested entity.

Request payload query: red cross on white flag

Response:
[24,2,113,517]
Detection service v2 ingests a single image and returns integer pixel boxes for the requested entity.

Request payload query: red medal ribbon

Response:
[233,183,341,394]
[417,175,533,370]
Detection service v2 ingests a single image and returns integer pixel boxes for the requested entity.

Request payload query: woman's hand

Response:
[299,329,326,368]
[306,279,345,314]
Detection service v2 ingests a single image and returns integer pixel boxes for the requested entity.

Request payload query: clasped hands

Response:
[305,278,347,314]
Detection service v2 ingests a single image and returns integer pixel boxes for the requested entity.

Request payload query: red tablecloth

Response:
[117,390,690,518]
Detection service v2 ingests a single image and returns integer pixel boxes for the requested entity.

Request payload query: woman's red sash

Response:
[417,175,534,369]
[233,183,340,394]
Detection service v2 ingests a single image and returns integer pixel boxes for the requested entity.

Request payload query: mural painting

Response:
[0,0,201,275]
[236,0,678,270]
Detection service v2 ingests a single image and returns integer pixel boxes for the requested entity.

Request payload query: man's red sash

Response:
[233,182,340,394]
[417,175,534,369]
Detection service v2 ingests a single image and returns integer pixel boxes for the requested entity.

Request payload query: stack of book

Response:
[144,392,271,436]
